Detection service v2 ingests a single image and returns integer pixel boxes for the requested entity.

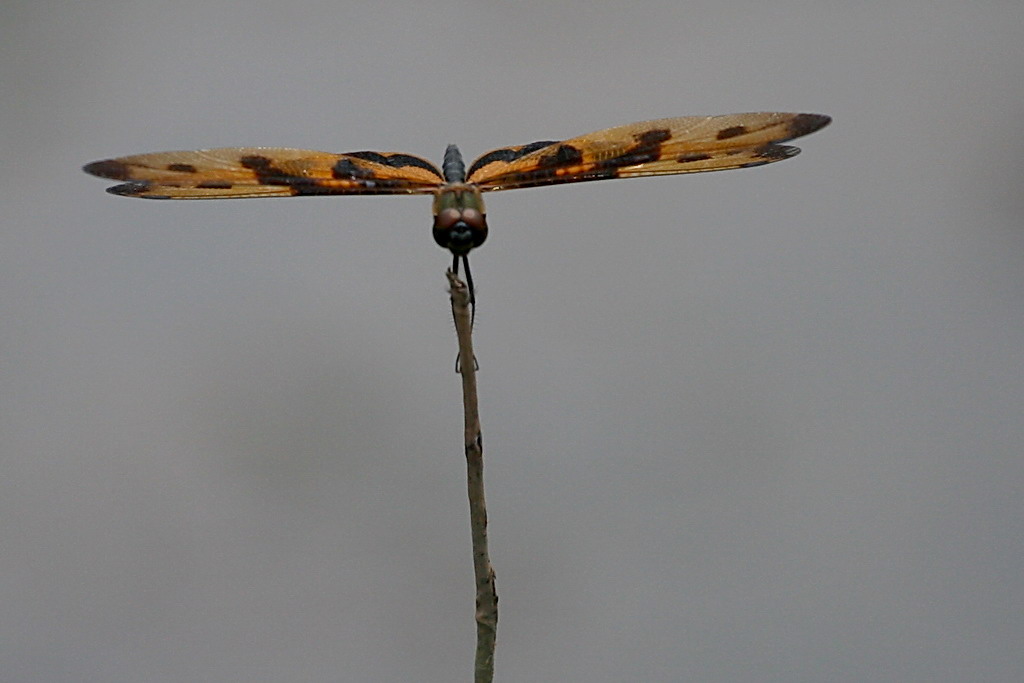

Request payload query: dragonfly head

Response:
[432,185,487,255]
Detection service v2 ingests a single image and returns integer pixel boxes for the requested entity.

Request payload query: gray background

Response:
[3,1,1022,681]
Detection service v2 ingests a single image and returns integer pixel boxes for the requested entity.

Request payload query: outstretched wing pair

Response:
[83,112,830,200]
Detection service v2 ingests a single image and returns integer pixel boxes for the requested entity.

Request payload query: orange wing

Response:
[83,147,445,199]
[466,112,830,191]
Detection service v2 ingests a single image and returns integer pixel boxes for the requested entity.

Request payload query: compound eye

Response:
[461,208,485,229]
[435,208,462,230]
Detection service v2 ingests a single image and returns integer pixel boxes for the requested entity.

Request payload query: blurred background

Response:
[2,1,1022,681]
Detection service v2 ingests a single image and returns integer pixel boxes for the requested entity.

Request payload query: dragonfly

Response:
[84,112,830,313]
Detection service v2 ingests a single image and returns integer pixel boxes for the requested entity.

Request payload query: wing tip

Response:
[738,144,800,168]
[106,181,170,199]
[789,113,832,139]
[83,159,131,180]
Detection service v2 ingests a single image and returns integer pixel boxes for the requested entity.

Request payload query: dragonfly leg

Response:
[461,254,477,327]
[450,254,479,372]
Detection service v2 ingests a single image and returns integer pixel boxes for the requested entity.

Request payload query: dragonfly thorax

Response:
[432,185,488,255]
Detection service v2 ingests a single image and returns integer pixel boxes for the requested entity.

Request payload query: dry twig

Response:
[447,269,497,683]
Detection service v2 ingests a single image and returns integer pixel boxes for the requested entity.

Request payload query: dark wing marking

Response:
[83,147,445,199]
[464,140,558,179]
[465,113,830,191]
